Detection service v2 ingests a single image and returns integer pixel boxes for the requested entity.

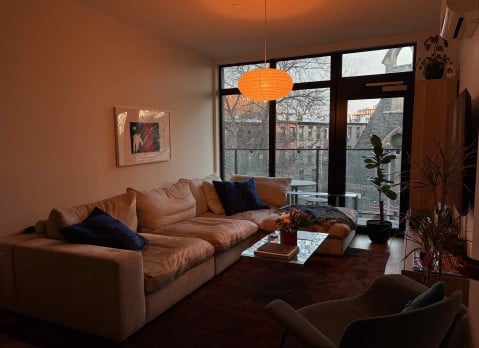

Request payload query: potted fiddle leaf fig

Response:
[363,135,398,243]
[417,35,452,80]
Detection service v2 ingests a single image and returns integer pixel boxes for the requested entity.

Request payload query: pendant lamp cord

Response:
[263,0,267,67]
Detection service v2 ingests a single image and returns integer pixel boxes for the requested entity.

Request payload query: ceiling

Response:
[78,0,441,61]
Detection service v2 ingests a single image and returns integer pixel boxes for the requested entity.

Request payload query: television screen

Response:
[448,88,476,213]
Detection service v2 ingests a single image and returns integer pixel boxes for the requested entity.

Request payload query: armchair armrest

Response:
[12,237,145,341]
[265,299,336,348]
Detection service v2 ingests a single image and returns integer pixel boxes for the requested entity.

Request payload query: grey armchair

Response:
[265,274,468,348]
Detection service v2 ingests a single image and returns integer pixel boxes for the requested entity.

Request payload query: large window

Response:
[219,44,415,226]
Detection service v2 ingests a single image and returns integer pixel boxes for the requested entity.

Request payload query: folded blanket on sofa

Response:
[279,204,356,231]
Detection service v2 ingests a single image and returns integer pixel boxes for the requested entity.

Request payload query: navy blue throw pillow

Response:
[213,177,269,216]
[401,280,446,312]
[59,207,147,251]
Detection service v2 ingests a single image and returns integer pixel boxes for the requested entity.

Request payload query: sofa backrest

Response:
[179,173,221,216]
[229,175,291,208]
[128,180,196,232]
[46,191,138,240]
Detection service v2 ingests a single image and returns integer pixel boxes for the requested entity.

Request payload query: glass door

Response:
[345,97,404,227]
[332,46,415,229]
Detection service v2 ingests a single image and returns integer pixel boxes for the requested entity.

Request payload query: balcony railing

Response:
[224,147,403,223]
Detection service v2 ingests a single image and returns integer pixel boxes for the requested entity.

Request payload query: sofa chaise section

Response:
[311,206,358,256]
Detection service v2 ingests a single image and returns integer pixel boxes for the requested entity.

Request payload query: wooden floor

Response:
[349,233,405,275]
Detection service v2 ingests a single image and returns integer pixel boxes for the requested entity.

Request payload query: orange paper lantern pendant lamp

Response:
[238,68,293,101]
[237,0,293,101]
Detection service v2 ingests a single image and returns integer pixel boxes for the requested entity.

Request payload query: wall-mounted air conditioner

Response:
[440,0,479,39]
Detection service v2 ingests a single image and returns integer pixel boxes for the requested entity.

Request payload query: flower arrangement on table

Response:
[276,209,315,246]
[276,209,314,233]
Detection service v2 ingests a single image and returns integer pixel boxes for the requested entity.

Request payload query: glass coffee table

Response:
[241,230,328,265]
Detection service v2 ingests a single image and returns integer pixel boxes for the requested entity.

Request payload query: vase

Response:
[418,250,434,286]
[280,228,297,246]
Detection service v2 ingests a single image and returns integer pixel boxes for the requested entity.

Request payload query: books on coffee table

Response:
[254,242,299,260]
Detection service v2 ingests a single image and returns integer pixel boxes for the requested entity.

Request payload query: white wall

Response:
[459,30,479,348]
[0,0,215,237]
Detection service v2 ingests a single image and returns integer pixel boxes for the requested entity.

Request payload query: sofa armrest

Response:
[12,237,145,341]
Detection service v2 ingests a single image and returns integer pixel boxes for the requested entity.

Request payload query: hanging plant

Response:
[417,35,452,79]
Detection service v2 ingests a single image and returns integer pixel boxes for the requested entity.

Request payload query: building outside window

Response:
[289,126,296,140]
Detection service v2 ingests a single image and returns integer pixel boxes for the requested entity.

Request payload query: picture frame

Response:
[114,107,171,167]
[445,63,458,79]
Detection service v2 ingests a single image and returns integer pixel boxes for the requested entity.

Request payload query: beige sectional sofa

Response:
[0,174,291,341]
[0,174,357,342]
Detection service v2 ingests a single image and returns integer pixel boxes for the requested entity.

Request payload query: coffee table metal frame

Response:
[241,230,328,265]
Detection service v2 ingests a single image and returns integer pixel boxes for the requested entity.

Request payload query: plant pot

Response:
[366,220,392,244]
[456,255,479,280]
[423,62,445,79]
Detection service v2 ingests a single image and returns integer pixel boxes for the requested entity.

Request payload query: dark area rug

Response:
[0,247,389,348]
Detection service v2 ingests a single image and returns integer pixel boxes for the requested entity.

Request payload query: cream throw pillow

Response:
[202,181,225,214]
[46,191,138,240]
[128,180,196,233]
[230,175,292,208]
[179,173,221,216]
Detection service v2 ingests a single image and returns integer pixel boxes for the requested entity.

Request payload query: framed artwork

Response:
[445,63,458,79]
[114,107,171,166]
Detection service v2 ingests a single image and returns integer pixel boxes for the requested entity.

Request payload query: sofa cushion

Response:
[213,178,269,216]
[140,234,215,294]
[149,217,258,252]
[202,181,225,214]
[59,208,148,251]
[229,209,279,231]
[198,209,280,232]
[46,191,138,240]
[179,173,221,216]
[230,175,291,208]
[128,181,196,233]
